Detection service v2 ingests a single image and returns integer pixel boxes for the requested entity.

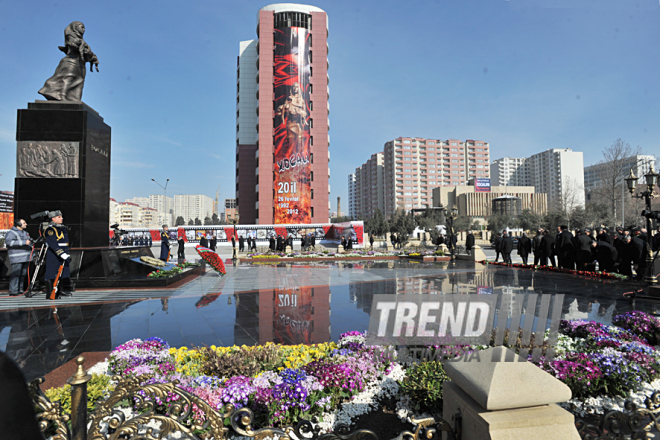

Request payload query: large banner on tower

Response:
[273,27,312,224]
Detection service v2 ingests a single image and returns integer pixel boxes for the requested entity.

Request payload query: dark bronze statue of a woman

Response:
[38,21,100,102]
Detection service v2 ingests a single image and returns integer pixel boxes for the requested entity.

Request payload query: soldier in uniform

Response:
[160,225,170,262]
[44,210,73,300]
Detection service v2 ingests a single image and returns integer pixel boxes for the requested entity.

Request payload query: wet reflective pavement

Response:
[1,260,659,382]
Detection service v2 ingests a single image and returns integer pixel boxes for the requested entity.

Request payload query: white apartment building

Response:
[149,194,174,227]
[347,173,356,220]
[490,157,529,186]
[174,194,215,224]
[110,200,161,229]
[584,155,656,191]
[490,149,585,210]
[125,197,150,208]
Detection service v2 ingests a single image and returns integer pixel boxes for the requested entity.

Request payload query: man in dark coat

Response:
[177,237,185,259]
[251,236,257,251]
[160,225,170,263]
[493,233,503,262]
[346,237,353,250]
[369,234,374,250]
[465,231,475,255]
[631,229,647,280]
[540,230,556,266]
[44,210,73,299]
[276,235,283,252]
[557,226,575,269]
[618,235,634,277]
[575,229,594,271]
[501,231,514,264]
[199,235,209,248]
[231,235,236,250]
[239,235,245,252]
[390,233,396,249]
[287,236,293,250]
[533,229,544,266]
[210,236,217,251]
[310,234,316,249]
[341,236,347,250]
[591,240,618,273]
[517,233,532,265]
[246,236,252,252]
[269,235,276,251]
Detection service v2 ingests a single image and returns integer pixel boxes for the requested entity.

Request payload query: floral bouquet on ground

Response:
[195,245,226,276]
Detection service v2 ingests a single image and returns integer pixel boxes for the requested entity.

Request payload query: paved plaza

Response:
[1,259,658,382]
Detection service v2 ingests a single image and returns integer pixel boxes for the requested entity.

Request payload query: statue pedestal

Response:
[14,101,111,247]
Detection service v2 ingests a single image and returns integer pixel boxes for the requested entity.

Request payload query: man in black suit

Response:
[501,231,514,264]
[177,237,185,259]
[575,229,594,271]
[200,235,209,248]
[493,233,503,262]
[269,235,276,251]
[465,231,475,256]
[591,240,618,273]
[631,228,647,280]
[533,229,544,266]
[541,230,556,266]
[246,236,252,252]
[517,233,532,265]
[557,225,575,269]
[618,235,634,277]
[210,236,217,251]
[239,235,245,252]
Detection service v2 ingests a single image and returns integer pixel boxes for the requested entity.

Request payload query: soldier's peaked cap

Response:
[49,210,62,218]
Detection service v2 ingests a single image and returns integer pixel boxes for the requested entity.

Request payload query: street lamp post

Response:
[625,166,658,284]
[445,205,459,260]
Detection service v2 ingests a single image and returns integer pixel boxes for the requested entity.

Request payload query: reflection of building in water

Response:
[234,266,331,345]
[562,299,617,325]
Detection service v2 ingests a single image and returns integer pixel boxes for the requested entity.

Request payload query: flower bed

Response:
[480,260,630,280]
[44,313,660,434]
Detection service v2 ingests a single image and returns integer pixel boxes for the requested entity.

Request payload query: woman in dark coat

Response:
[517,233,532,265]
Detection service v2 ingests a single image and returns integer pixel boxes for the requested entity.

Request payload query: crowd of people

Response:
[492,225,660,280]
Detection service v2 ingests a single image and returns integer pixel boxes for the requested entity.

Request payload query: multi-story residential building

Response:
[174,194,215,224]
[347,173,356,219]
[383,137,490,217]
[352,152,384,219]
[350,137,490,218]
[149,194,174,227]
[490,149,585,210]
[584,155,656,192]
[236,4,330,224]
[110,201,161,229]
[224,198,237,222]
[432,185,548,218]
[125,197,150,209]
[490,157,529,186]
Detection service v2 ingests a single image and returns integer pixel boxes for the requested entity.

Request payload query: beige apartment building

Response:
[349,137,491,219]
[432,185,548,218]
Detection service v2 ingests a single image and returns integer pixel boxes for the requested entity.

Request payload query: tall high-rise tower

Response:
[236,4,330,225]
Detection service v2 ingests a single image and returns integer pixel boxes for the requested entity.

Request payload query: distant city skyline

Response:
[1,0,658,216]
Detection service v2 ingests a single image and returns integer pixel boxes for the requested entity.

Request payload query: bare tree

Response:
[587,139,641,225]
[558,177,583,227]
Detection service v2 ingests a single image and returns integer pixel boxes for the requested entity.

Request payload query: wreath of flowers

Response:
[479,261,629,280]
[195,245,227,276]
[195,293,221,309]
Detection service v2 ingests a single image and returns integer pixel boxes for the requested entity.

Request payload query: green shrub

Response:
[44,374,115,415]
[399,361,449,413]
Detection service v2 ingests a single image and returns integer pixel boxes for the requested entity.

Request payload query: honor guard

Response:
[44,210,73,299]
[160,225,170,262]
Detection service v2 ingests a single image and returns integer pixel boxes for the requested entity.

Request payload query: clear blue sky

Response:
[1,0,658,214]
